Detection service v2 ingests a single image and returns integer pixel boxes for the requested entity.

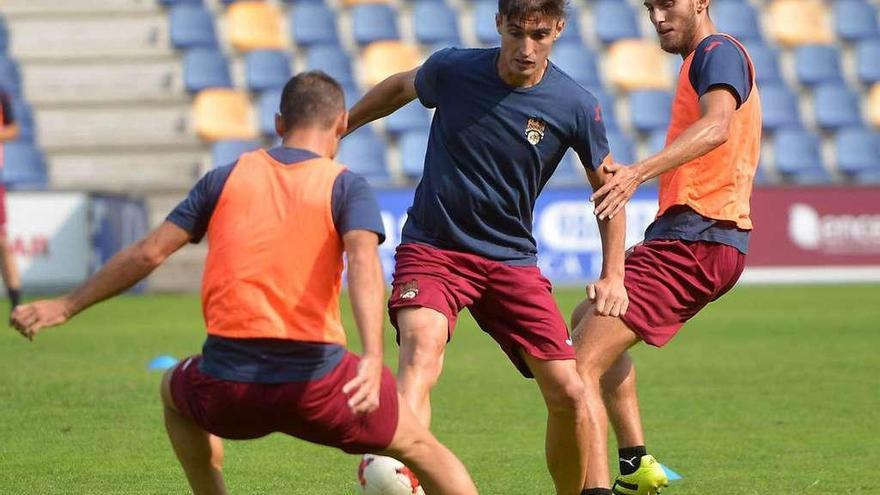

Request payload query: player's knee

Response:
[399,331,445,382]
[543,377,587,414]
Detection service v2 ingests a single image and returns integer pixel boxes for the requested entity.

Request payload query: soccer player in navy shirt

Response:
[0,88,22,314]
[347,1,628,493]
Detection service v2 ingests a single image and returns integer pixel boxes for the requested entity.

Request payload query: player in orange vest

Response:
[0,88,22,314]
[570,0,762,493]
[10,72,478,495]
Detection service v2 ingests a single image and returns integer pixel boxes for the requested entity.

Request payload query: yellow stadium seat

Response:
[226,1,285,52]
[606,39,673,91]
[767,0,833,46]
[194,89,257,141]
[361,41,421,88]
[870,84,880,128]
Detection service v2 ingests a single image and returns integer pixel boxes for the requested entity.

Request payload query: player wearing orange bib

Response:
[11,72,478,495]
[570,0,762,493]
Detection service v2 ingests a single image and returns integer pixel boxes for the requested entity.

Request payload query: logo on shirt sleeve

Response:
[525,117,546,146]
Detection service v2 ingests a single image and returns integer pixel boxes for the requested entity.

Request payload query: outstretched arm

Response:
[346,68,418,136]
[586,154,629,317]
[10,221,191,340]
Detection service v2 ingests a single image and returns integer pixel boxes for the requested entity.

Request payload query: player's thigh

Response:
[396,307,449,369]
[519,353,586,410]
[572,307,640,379]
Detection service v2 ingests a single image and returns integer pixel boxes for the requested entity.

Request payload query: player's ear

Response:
[696,0,709,14]
[496,13,503,35]
[336,111,349,138]
[555,18,566,40]
[274,113,286,139]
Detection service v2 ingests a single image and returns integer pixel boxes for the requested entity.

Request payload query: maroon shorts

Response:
[388,242,575,378]
[622,240,746,347]
[170,352,399,454]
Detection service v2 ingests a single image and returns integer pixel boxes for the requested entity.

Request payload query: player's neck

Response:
[680,19,717,58]
[281,129,337,159]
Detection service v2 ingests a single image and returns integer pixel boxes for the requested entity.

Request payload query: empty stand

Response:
[184,48,232,92]
[833,0,879,41]
[361,41,420,87]
[813,83,863,130]
[290,2,339,47]
[759,83,802,130]
[212,139,260,168]
[835,126,880,182]
[169,4,217,49]
[773,129,831,184]
[413,1,461,47]
[794,44,843,86]
[595,1,640,44]
[226,1,285,52]
[399,129,429,179]
[385,100,431,137]
[351,4,400,45]
[629,90,673,133]
[244,49,292,92]
[337,126,390,182]
[193,88,257,142]
[767,0,833,46]
[607,39,672,91]
[856,39,880,85]
[714,1,763,41]
[551,44,601,88]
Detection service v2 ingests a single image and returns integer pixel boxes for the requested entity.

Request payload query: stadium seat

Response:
[169,4,217,49]
[835,126,880,181]
[871,84,880,127]
[606,129,636,164]
[244,50,291,92]
[814,83,863,130]
[647,128,667,155]
[759,83,801,130]
[226,1,285,52]
[11,97,35,143]
[474,0,501,45]
[336,126,390,181]
[413,1,461,46]
[629,90,673,133]
[794,45,843,86]
[773,128,831,184]
[0,56,21,95]
[551,44,601,88]
[184,48,232,92]
[290,2,339,47]
[2,140,48,190]
[595,1,640,44]
[351,4,399,45]
[361,41,420,87]
[305,45,355,85]
[399,129,429,179]
[258,88,282,136]
[833,0,879,41]
[744,42,783,84]
[193,88,257,141]
[386,100,431,136]
[607,40,672,91]
[590,88,619,131]
[856,39,880,85]
[714,1,763,41]
[767,0,834,46]
[212,139,260,168]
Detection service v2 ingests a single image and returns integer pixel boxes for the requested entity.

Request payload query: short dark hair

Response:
[498,0,567,22]
[279,71,345,130]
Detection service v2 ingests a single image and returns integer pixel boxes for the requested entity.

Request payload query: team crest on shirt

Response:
[525,117,546,146]
[399,280,419,300]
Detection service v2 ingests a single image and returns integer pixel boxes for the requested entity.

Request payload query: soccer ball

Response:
[358,454,425,495]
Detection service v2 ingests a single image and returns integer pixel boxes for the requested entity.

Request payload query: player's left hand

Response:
[342,354,383,415]
[9,298,73,341]
[591,162,642,221]
[587,276,629,318]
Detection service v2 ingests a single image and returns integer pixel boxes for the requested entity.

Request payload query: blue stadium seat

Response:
[184,48,232,92]
[474,0,501,45]
[2,141,47,190]
[386,100,431,137]
[587,87,618,131]
[552,44,601,88]
[11,97,35,143]
[773,129,831,184]
[244,50,291,92]
[337,127,390,182]
[595,1,640,44]
[351,4,399,45]
[606,130,636,164]
[759,83,801,130]
[814,83,862,130]
[629,90,673,132]
[290,2,339,47]
[212,139,260,168]
[835,126,880,181]
[834,0,879,41]
[306,45,354,85]
[169,4,217,49]
[794,45,843,86]
[400,129,429,179]
[413,1,461,46]
[714,1,763,41]
[258,89,282,136]
[856,39,880,85]
[0,56,21,95]
[647,129,667,155]
[557,6,583,45]
[744,42,782,84]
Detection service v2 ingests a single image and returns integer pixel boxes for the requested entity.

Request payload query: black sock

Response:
[581,489,613,495]
[8,288,20,309]
[618,445,648,475]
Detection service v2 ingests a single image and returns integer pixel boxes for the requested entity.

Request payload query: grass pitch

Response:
[1,285,878,494]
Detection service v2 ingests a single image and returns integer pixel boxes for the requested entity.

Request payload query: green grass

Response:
[1,285,878,494]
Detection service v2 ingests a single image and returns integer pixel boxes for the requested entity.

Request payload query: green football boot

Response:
[612,455,669,495]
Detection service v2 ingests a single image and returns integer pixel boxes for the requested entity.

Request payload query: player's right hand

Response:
[9,298,73,341]
[587,275,629,318]
[342,354,383,415]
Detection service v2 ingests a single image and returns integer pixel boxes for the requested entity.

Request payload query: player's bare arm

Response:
[591,86,738,220]
[345,67,419,137]
[586,154,629,318]
[340,229,386,415]
[10,221,191,340]
[0,122,20,142]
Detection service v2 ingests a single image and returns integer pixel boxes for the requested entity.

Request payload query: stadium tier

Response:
[1,0,879,193]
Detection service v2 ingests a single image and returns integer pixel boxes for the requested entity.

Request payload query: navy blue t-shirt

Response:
[403,47,610,265]
[166,146,386,383]
[646,35,753,254]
